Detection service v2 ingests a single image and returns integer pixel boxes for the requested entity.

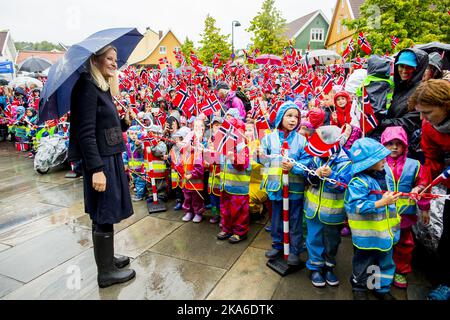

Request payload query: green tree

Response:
[179,37,196,66]
[197,15,231,65]
[15,41,63,51]
[344,0,450,55]
[246,0,288,55]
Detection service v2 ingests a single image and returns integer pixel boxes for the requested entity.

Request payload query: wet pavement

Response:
[0,142,432,300]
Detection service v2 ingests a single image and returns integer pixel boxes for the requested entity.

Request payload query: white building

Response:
[0,30,18,80]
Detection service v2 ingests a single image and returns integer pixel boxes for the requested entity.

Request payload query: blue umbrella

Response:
[39,28,143,123]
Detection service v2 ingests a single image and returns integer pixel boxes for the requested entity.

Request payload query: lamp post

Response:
[231,20,241,61]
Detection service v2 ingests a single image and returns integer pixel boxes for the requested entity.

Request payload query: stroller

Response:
[34,128,69,174]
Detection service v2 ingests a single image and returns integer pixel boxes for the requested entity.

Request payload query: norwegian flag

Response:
[255,108,270,132]
[320,72,334,95]
[291,78,308,94]
[212,53,222,70]
[174,50,187,66]
[152,88,162,102]
[139,69,149,86]
[173,83,194,115]
[200,93,220,116]
[155,110,167,127]
[243,49,256,64]
[358,32,372,55]
[214,120,239,155]
[360,86,378,134]
[342,39,355,60]
[335,74,346,86]
[353,57,365,70]
[158,57,169,66]
[430,167,450,187]
[143,133,159,147]
[304,131,340,158]
[391,35,400,49]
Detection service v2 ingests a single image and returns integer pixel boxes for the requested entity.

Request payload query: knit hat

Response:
[307,107,325,129]
[349,138,391,175]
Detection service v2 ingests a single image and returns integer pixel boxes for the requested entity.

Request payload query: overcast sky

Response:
[1,0,336,49]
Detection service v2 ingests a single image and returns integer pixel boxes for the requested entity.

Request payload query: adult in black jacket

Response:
[68,45,135,288]
[377,48,429,139]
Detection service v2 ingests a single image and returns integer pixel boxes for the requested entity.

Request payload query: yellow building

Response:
[325,0,365,55]
[128,28,182,67]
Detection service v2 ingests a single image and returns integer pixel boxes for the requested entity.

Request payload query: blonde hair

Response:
[89,45,120,96]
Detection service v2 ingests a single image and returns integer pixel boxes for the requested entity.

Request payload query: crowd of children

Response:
[2,45,450,300]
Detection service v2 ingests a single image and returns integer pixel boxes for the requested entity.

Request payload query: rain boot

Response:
[92,227,130,269]
[93,231,136,288]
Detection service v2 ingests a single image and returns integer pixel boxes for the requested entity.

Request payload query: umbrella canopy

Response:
[18,56,52,73]
[255,54,282,66]
[414,42,450,70]
[39,28,143,123]
[8,76,43,88]
[300,49,341,65]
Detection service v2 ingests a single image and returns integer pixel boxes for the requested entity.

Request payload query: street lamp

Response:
[231,20,241,61]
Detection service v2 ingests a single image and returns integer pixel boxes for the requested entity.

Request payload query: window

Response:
[159,46,166,54]
[174,47,180,53]
[337,19,341,34]
[310,28,324,42]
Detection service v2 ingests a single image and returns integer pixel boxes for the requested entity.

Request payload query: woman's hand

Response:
[92,171,106,192]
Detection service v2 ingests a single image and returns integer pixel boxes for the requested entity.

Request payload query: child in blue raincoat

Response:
[304,125,352,287]
[345,138,401,300]
[258,101,312,266]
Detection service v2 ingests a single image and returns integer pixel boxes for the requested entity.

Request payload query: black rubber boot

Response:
[92,226,130,269]
[93,231,136,288]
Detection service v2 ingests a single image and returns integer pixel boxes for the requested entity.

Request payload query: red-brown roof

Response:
[285,11,318,39]
[16,50,65,65]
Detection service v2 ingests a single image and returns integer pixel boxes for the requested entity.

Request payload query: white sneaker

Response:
[182,212,194,222]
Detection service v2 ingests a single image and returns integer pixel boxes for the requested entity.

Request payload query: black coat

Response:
[379,48,429,137]
[68,73,126,172]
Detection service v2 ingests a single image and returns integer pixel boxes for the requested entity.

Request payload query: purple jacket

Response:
[224,91,246,119]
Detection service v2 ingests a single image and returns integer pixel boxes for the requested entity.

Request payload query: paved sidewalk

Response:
[0,142,432,300]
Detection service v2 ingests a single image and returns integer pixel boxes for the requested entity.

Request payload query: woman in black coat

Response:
[68,45,135,288]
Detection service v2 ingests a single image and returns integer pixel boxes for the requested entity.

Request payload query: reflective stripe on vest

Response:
[347,177,400,251]
[182,148,204,191]
[208,164,221,196]
[128,160,143,170]
[220,161,250,195]
[263,131,305,194]
[152,160,167,179]
[171,171,179,188]
[304,161,350,224]
[385,158,420,215]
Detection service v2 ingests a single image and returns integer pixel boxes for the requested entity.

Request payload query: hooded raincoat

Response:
[378,49,429,138]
